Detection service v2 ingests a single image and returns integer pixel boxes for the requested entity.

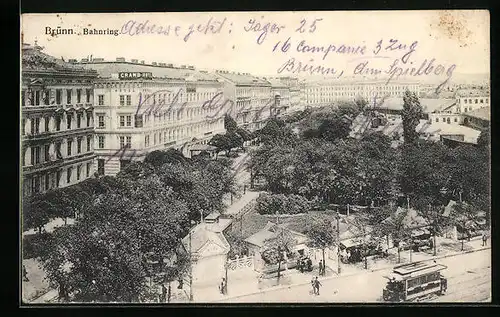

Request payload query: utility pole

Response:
[225,261,228,295]
[189,228,193,302]
[336,211,341,275]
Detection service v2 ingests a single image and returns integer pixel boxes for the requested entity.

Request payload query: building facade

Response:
[455,89,490,114]
[21,43,98,196]
[303,80,420,107]
[214,71,272,131]
[79,58,225,176]
[269,79,291,117]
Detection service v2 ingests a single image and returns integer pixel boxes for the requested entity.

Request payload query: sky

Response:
[21,11,490,78]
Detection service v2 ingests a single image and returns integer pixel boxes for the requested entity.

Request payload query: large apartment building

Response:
[303,79,421,107]
[21,42,98,196]
[78,58,225,176]
[214,71,273,131]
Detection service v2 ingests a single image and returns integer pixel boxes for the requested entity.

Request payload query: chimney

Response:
[116,57,125,62]
[131,59,138,63]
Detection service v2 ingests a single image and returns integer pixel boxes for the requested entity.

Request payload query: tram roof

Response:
[385,262,447,280]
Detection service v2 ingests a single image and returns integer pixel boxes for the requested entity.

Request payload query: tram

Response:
[382,261,448,302]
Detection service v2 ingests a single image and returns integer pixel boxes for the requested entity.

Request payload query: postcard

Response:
[20,10,490,304]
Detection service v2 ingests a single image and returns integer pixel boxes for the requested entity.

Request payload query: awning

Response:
[340,238,361,249]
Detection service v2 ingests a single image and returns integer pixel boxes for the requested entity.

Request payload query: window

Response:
[475,99,478,104]
[465,108,468,112]
[77,89,82,103]
[77,113,82,128]
[87,114,91,127]
[98,136,105,149]
[55,142,62,159]
[486,98,489,103]
[56,116,61,131]
[98,159,105,175]
[120,95,125,106]
[447,117,450,124]
[34,146,40,164]
[67,167,72,184]
[87,136,92,152]
[44,117,50,132]
[154,133,157,145]
[442,117,446,122]
[120,136,125,148]
[22,119,25,135]
[44,144,50,162]
[126,95,131,106]
[56,171,61,188]
[120,115,125,127]
[67,114,72,129]
[145,135,149,147]
[468,99,472,103]
[45,174,50,190]
[67,140,72,156]
[435,118,439,123]
[35,90,40,105]
[66,89,72,104]
[86,89,92,103]
[77,137,82,154]
[126,136,131,148]
[480,99,484,103]
[34,117,40,134]
[97,114,105,128]
[22,150,26,166]
[86,162,91,177]
[126,115,132,126]
[56,89,62,104]
[98,95,104,105]
[77,165,81,180]
[454,117,458,122]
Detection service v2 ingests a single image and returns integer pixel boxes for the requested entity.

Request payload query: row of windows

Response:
[435,117,459,124]
[306,85,418,93]
[22,88,93,107]
[407,273,440,289]
[22,112,92,135]
[22,136,93,166]
[26,162,93,194]
[463,98,488,104]
[96,91,221,106]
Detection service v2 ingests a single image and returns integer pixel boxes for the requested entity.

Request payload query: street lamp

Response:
[335,211,341,275]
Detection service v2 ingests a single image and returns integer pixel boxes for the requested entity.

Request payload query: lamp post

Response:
[224,260,228,295]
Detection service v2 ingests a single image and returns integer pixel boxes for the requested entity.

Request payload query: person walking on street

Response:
[482,232,488,246]
[318,260,323,276]
[314,276,322,295]
[219,278,226,295]
[310,277,316,295]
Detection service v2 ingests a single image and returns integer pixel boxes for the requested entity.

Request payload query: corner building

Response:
[79,58,225,176]
[21,43,98,196]
[214,71,272,131]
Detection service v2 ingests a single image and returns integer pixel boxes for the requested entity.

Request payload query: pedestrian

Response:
[482,232,488,246]
[177,278,183,289]
[314,276,322,295]
[318,260,323,276]
[161,284,167,303]
[219,278,226,295]
[310,277,316,295]
[22,264,29,282]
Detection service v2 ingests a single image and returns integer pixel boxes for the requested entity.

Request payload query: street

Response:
[217,249,491,303]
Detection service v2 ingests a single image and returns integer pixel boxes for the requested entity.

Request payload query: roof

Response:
[189,144,218,152]
[464,107,490,122]
[215,72,271,86]
[375,98,456,113]
[205,218,233,233]
[80,61,219,82]
[383,207,427,228]
[456,89,490,98]
[392,262,447,279]
[181,223,230,253]
[244,222,308,248]
[22,43,97,75]
[417,122,482,143]
[205,211,221,221]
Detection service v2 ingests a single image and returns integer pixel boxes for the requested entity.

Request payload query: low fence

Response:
[227,255,254,271]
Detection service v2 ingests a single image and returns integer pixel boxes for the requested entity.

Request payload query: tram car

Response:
[382,261,448,302]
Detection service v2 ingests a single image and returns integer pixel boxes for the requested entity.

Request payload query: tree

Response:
[347,213,384,269]
[304,218,336,275]
[262,226,297,282]
[477,128,490,149]
[380,208,412,264]
[40,173,191,302]
[23,193,55,234]
[209,133,242,156]
[144,149,188,168]
[449,202,485,251]
[224,114,238,133]
[255,193,310,215]
[401,90,423,144]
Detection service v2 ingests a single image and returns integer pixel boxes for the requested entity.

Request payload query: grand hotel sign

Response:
[118,72,153,80]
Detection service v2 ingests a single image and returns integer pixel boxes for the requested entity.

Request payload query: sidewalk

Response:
[224,191,261,216]
[212,238,491,303]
